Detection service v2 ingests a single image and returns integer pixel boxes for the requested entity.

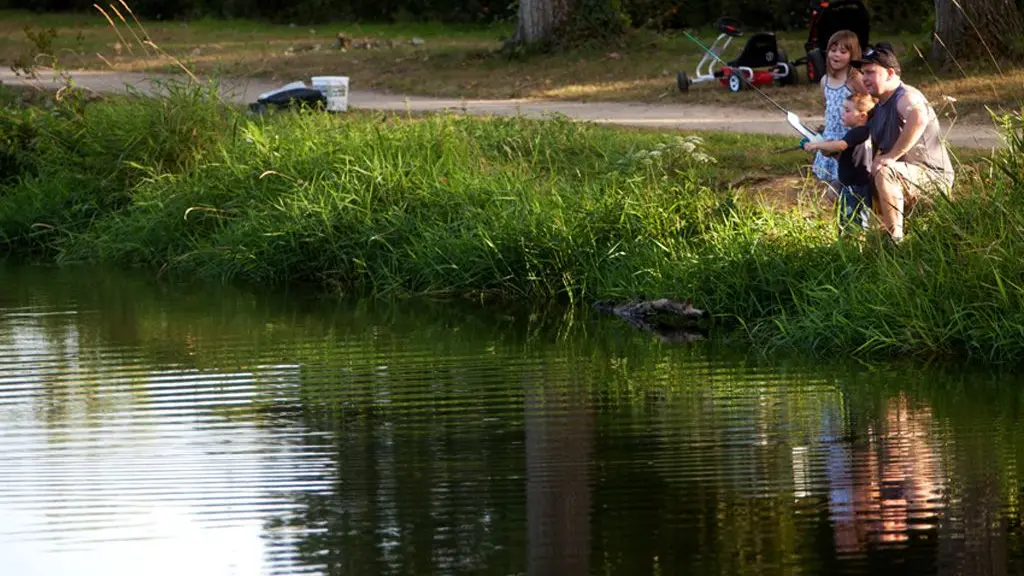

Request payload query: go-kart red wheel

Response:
[806,49,826,83]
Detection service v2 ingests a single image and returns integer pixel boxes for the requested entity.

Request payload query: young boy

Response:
[803,93,876,234]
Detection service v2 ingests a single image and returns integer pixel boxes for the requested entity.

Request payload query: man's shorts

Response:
[880,161,954,201]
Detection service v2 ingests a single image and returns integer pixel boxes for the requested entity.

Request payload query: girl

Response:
[812,30,867,191]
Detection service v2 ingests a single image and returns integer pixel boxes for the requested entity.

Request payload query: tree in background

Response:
[515,0,574,44]
[513,0,629,47]
[932,0,1024,64]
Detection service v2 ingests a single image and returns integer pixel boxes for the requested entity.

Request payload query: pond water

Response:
[1,263,1023,575]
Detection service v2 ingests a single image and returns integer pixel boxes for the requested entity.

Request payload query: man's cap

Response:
[851,42,901,73]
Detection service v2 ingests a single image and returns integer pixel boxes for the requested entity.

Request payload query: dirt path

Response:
[0,68,1003,149]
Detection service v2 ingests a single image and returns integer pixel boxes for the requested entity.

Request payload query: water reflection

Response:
[526,377,593,575]
[1,264,1024,575]
[825,392,946,568]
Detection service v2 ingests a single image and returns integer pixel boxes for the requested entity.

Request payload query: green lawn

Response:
[2,10,1020,120]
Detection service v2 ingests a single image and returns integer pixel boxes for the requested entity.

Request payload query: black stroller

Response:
[794,0,871,83]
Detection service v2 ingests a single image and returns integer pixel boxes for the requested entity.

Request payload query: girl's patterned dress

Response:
[812,79,853,183]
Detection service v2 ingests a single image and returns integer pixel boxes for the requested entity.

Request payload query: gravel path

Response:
[0,68,1003,149]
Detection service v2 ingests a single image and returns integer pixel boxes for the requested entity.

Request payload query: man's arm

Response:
[873,88,929,170]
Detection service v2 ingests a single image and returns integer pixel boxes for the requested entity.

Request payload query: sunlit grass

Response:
[1,39,1022,365]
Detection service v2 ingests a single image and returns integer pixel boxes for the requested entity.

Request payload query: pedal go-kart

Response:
[677,17,798,94]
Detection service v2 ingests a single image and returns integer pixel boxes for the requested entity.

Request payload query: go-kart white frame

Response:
[681,31,794,93]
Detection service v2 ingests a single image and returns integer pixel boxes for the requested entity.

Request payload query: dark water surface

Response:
[2,264,1023,576]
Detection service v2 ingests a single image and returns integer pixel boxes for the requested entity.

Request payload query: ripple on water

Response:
[2,268,1023,575]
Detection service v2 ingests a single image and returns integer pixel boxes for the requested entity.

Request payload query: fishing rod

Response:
[682,30,824,143]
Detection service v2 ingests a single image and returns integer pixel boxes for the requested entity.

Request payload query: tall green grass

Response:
[2,82,1023,361]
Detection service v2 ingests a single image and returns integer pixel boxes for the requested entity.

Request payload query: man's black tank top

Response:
[868,84,954,179]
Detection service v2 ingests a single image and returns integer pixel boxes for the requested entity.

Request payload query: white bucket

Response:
[311,76,349,112]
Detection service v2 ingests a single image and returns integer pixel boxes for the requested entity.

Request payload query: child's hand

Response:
[800,137,812,151]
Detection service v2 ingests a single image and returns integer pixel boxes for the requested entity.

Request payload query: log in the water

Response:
[594,298,709,343]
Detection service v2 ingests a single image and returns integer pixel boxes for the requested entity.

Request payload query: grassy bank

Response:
[1,81,1022,362]
[1,10,1022,121]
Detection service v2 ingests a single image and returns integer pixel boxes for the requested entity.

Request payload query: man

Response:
[852,43,955,243]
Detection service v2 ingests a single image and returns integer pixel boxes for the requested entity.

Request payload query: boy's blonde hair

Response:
[846,92,876,114]
[826,30,862,76]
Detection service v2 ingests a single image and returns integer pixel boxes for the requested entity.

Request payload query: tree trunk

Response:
[515,0,575,45]
[932,0,1024,63]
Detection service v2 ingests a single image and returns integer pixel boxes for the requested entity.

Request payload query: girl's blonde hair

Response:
[826,30,862,76]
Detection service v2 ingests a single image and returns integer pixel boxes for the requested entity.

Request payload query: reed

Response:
[1,82,1023,362]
